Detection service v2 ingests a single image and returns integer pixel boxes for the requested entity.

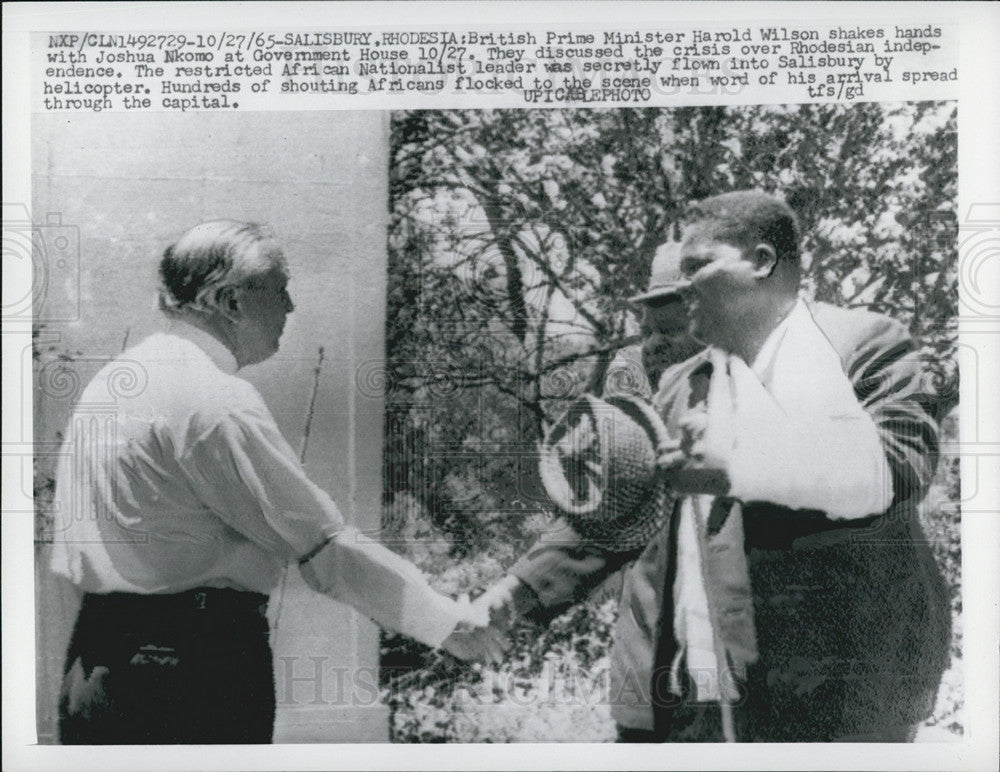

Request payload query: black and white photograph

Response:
[4,3,999,771]
[27,100,964,744]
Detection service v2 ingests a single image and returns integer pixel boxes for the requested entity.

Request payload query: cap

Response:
[628,241,687,304]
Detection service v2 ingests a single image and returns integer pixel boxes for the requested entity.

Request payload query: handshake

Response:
[439,575,530,664]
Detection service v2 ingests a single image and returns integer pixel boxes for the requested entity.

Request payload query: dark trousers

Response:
[617,722,919,743]
[618,700,732,743]
[58,588,275,744]
[619,658,922,743]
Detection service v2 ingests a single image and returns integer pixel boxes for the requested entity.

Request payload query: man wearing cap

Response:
[604,242,702,401]
[51,220,498,744]
[477,190,950,742]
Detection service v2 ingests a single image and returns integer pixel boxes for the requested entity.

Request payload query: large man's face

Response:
[678,228,759,348]
[232,261,295,366]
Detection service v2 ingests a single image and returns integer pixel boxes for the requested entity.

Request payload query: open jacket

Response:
[512,302,951,740]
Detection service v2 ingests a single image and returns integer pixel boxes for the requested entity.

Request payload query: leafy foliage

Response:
[918,410,962,735]
[385,103,958,555]
[383,595,619,743]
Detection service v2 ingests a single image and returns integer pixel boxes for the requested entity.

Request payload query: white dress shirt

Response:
[50,323,460,647]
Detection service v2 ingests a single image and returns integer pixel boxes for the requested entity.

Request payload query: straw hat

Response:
[538,393,676,551]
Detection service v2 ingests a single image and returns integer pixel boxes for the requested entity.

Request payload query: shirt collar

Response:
[162,319,238,374]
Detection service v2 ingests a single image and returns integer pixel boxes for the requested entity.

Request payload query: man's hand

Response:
[472,575,522,632]
[439,574,536,663]
[656,410,731,496]
[440,592,511,664]
[656,435,686,472]
[657,408,708,469]
[440,626,509,664]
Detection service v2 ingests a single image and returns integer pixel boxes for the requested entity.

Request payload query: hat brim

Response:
[627,286,683,305]
[537,393,674,514]
[538,393,676,551]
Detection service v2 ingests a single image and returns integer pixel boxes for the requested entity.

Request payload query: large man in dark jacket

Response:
[480,190,950,742]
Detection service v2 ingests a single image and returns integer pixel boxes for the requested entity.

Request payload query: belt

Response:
[70,588,271,676]
[81,587,269,620]
[743,504,889,550]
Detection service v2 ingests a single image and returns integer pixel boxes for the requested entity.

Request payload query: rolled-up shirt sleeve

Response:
[179,405,461,647]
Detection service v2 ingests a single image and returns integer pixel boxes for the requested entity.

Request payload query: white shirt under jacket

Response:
[49,323,459,648]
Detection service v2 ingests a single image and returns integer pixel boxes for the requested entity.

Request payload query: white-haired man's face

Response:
[225,261,294,367]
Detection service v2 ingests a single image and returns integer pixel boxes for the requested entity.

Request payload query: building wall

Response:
[32,110,389,742]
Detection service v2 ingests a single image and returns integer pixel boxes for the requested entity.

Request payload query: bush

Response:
[382,593,618,743]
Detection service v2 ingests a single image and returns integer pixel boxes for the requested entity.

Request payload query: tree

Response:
[385,104,958,551]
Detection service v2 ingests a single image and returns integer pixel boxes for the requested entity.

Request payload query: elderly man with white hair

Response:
[52,220,497,744]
